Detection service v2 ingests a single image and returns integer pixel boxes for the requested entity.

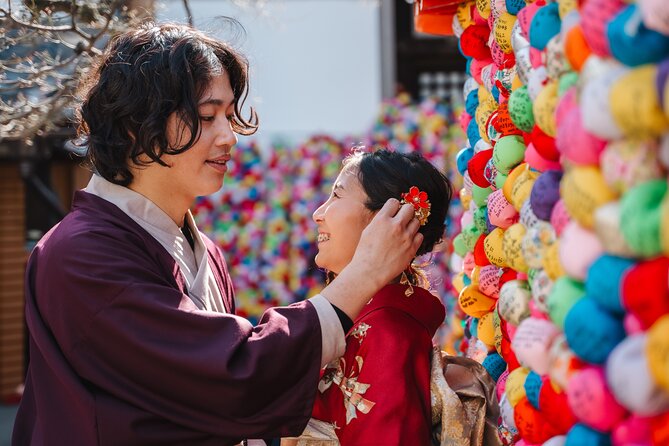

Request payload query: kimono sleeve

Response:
[33,229,323,441]
[335,309,433,446]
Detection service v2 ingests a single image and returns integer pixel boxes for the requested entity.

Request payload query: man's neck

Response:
[127,181,191,227]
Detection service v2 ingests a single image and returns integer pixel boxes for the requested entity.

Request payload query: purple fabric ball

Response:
[529,170,563,221]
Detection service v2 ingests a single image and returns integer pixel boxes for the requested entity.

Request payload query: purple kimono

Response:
[13,191,322,445]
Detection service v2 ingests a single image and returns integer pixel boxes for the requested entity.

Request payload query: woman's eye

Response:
[200,116,215,122]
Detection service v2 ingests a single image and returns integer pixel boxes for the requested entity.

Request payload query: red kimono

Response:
[311,284,446,446]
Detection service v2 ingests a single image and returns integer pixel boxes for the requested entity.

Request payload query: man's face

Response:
[164,73,238,197]
[134,73,238,208]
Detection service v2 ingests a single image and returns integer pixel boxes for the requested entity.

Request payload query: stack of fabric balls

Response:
[431,0,669,444]
[194,96,466,330]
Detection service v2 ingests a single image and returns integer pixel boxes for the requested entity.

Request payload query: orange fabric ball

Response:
[564,24,592,72]
[514,397,562,444]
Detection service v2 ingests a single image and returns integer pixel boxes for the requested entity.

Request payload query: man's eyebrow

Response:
[198,98,226,106]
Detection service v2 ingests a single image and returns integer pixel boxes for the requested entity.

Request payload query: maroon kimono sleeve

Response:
[29,226,322,444]
[333,309,433,446]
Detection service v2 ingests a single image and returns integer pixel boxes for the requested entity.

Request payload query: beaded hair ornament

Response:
[400,186,431,226]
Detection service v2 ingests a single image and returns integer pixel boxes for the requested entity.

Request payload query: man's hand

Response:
[320,199,423,319]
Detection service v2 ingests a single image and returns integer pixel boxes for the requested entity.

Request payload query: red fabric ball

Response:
[621,257,669,329]
[529,125,560,161]
[499,268,518,289]
[538,378,577,434]
[500,329,521,371]
[493,102,523,137]
[514,397,562,444]
[474,234,492,266]
[651,411,669,446]
[461,25,492,60]
[468,149,494,188]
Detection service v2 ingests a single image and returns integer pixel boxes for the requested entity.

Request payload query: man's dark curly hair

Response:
[75,22,258,186]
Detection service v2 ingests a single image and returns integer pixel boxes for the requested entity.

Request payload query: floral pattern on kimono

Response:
[311,283,446,446]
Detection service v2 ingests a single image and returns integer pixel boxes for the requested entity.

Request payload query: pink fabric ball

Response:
[567,366,628,432]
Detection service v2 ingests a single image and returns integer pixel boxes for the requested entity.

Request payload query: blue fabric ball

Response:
[463,274,472,287]
[465,90,480,116]
[466,58,473,77]
[467,117,482,147]
[523,371,543,410]
[482,352,507,381]
[585,255,635,315]
[564,297,626,364]
[505,0,526,16]
[608,5,669,67]
[566,424,612,446]
[529,3,561,51]
[470,317,479,338]
[457,147,475,176]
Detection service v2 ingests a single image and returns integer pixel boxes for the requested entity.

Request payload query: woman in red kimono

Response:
[286,149,453,445]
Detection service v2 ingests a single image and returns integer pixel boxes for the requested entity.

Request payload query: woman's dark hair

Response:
[345,149,453,258]
[75,22,258,186]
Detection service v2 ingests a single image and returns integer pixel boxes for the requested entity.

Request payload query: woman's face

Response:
[312,164,374,275]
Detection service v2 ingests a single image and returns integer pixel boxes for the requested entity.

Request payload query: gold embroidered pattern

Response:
[349,323,371,345]
[318,356,376,424]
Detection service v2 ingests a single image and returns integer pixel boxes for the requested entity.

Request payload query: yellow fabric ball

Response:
[561,166,616,229]
[533,80,559,137]
[610,65,669,138]
[543,241,566,280]
[484,227,508,267]
[503,223,529,273]
[459,285,498,318]
[647,315,669,394]
[506,367,531,407]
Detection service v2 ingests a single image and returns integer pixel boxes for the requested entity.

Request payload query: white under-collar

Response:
[84,174,225,312]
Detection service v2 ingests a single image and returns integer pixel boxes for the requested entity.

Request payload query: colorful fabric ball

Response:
[606,333,669,416]
[558,221,604,281]
[529,170,563,221]
[564,297,626,364]
[620,179,667,258]
[529,2,562,51]
[560,166,616,229]
[607,4,669,67]
[621,257,669,330]
[548,276,585,330]
[609,65,669,138]
[585,255,634,315]
[508,86,536,132]
[566,367,627,432]
[513,317,560,375]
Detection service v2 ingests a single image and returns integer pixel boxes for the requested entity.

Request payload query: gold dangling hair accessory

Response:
[399,269,414,297]
[400,186,431,226]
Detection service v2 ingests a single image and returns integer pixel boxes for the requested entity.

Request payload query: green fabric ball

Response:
[474,206,489,235]
[453,233,468,257]
[548,276,585,330]
[472,184,493,208]
[461,224,483,252]
[620,179,668,258]
[508,85,535,132]
[493,135,527,174]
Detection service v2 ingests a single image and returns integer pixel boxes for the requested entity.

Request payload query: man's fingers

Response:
[396,203,417,225]
[406,216,420,235]
[412,233,424,252]
[377,198,401,217]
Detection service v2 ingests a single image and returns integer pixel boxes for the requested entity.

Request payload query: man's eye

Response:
[333,192,340,199]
